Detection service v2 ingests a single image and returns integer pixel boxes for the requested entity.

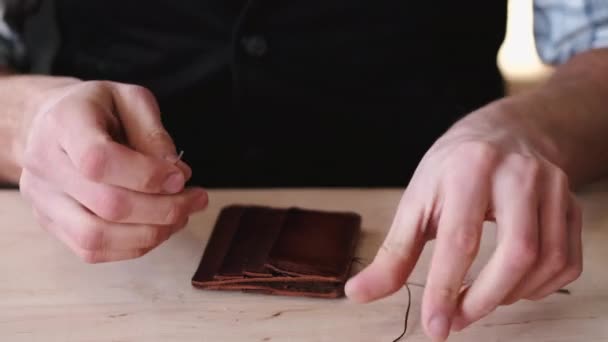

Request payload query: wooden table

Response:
[1,186,608,342]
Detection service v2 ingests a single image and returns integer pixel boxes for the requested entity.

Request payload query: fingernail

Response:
[428,314,450,341]
[164,150,184,165]
[344,279,358,300]
[163,172,184,193]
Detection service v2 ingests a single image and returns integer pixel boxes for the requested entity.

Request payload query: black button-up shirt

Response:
[6,1,513,187]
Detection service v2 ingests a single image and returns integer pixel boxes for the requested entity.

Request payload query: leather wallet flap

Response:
[265,208,361,279]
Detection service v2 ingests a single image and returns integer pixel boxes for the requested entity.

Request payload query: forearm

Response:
[0,71,78,185]
[489,48,608,188]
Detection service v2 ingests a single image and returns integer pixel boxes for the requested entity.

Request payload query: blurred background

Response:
[498,0,554,95]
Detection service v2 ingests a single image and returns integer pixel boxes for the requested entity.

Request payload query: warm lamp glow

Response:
[497,0,553,81]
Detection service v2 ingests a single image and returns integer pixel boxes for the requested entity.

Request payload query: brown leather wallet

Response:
[191,205,361,298]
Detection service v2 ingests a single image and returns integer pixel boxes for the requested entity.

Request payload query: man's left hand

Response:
[345,102,583,341]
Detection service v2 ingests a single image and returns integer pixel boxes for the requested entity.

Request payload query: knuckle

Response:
[83,80,109,89]
[137,162,179,194]
[142,227,163,247]
[78,250,102,264]
[433,285,459,303]
[545,250,568,273]
[508,155,542,185]
[145,127,171,143]
[75,226,104,251]
[163,201,185,225]
[510,239,538,268]
[137,169,164,193]
[451,230,480,258]
[122,84,160,112]
[388,272,405,289]
[81,80,114,95]
[380,239,413,262]
[443,142,498,185]
[92,189,129,222]
[495,156,542,200]
[124,84,154,100]
[43,107,68,131]
[385,271,406,291]
[471,304,494,319]
[78,143,110,181]
[456,141,498,167]
[464,296,495,318]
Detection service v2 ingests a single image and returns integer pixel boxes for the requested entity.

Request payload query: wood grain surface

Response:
[1,186,607,341]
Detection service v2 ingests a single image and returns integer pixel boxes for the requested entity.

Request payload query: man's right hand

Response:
[18,80,208,263]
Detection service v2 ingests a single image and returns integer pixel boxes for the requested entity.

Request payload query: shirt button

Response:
[241,35,268,57]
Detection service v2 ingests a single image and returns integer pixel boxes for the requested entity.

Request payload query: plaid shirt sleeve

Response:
[0,0,40,70]
[534,0,608,65]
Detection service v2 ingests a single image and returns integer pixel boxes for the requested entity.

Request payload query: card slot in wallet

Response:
[191,205,246,283]
[191,205,361,298]
[216,207,288,278]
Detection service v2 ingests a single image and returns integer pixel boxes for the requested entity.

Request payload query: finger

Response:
[111,84,193,182]
[526,195,583,300]
[21,170,185,251]
[55,225,153,263]
[69,138,187,194]
[49,97,186,194]
[502,169,569,303]
[421,170,490,341]
[29,139,207,225]
[345,192,426,303]
[452,159,540,331]
[111,84,180,161]
[176,160,193,182]
[67,178,208,225]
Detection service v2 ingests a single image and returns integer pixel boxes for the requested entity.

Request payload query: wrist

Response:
[450,95,567,171]
[0,74,80,183]
[495,94,571,174]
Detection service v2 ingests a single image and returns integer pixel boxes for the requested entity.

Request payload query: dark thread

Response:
[351,256,571,341]
[391,284,412,342]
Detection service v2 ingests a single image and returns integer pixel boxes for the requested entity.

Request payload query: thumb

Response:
[345,195,426,302]
[110,84,192,179]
